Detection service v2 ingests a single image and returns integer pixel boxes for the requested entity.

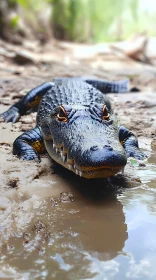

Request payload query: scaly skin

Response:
[0,78,146,179]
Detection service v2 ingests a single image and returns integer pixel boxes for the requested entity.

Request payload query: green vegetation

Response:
[50,0,128,41]
[51,0,90,41]
[0,0,156,42]
[9,15,19,29]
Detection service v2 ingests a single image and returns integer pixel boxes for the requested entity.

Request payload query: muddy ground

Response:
[0,39,156,279]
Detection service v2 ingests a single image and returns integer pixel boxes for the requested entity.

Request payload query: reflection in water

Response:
[0,169,129,279]
[51,164,128,260]
[1,156,156,279]
[57,197,127,260]
[44,195,128,278]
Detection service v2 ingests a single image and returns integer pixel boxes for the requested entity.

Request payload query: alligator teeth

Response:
[59,150,66,162]
[68,163,82,177]
[68,164,72,170]
[79,171,82,177]
[121,167,124,174]
[63,155,66,162]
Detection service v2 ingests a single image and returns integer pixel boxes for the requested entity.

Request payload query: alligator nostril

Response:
[90,145,99,151]
[104,145,113,151]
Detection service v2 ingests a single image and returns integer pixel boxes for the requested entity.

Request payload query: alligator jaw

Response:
[44,139,125,179]
[67,164,125,179]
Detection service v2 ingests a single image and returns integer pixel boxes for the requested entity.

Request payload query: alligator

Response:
[0,77,146,179]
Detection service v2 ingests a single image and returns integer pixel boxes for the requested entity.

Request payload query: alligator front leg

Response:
[0,82,54,123]
[119,126,147,160]
[13,126,45,162]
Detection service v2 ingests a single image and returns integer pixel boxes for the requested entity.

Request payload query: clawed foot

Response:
[19,152,41,163]
[126,148,147,160]
[13,139,41,163]
[0,107,20,123]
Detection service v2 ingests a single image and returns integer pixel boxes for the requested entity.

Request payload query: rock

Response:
[50,197,58,207]
[32,220,46,233]
[59,191,75,203]
[13,51,35,65]
[7,178,19,188]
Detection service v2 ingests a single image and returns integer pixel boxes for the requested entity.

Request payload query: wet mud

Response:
[0,49,156,279]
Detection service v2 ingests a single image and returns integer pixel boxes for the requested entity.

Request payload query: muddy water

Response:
[0,149,156,280]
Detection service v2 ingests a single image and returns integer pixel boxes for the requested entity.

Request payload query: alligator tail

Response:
[83,78,129,94]
[111,79,129,93]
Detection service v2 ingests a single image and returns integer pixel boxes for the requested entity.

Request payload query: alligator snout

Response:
[103,145,113,151]
[75,145,127,169]
[90,145,113,152]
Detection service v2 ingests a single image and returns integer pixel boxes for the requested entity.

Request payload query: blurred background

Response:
[0,0,156,43]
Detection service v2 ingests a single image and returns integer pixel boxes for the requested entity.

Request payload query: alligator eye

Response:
[102,105,110,121]
[57,106,68,122]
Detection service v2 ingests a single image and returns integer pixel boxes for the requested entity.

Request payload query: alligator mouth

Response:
[44,139,125,179]
[66,164,124,179]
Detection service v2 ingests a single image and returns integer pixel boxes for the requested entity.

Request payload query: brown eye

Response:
[102,105,110,121]
[57,106,68,122]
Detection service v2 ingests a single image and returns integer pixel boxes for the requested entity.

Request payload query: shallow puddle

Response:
[0,150,156,280]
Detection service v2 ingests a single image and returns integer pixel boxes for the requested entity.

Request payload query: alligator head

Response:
[40,103,127,179]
